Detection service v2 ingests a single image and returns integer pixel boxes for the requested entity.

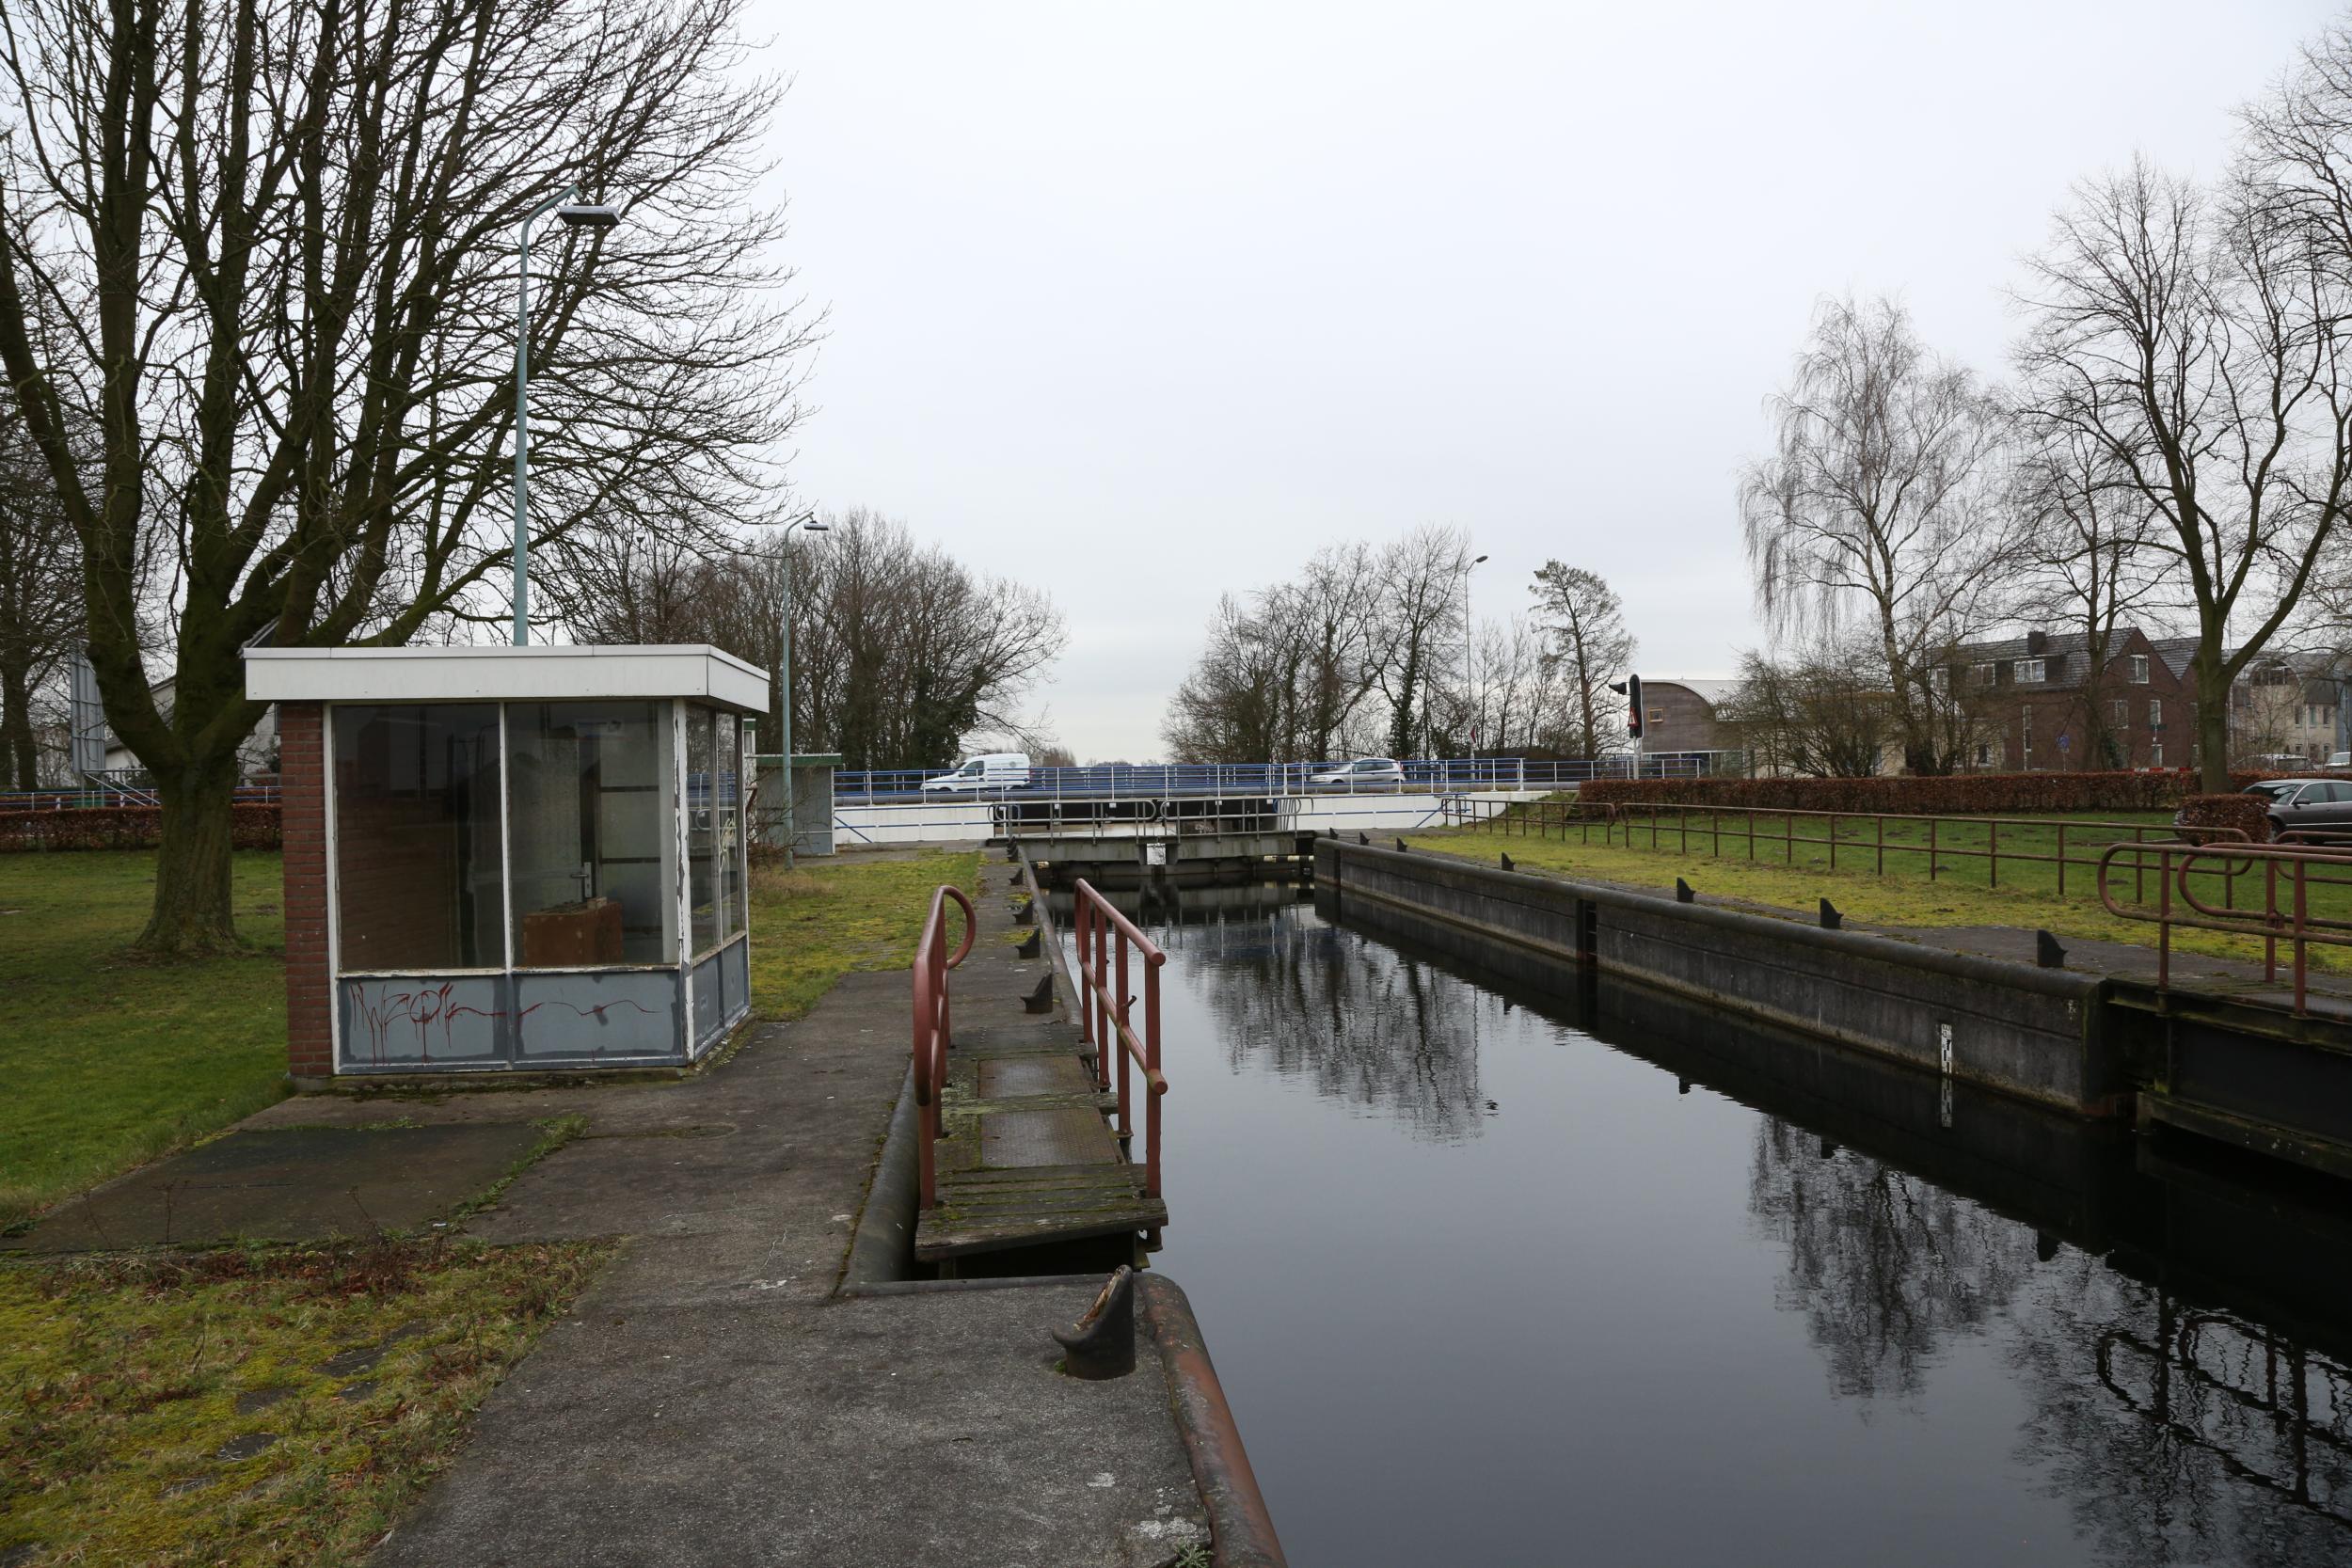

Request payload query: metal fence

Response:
[0,780,282,812]
[832,752,1747,805]
[2099,838,2352,1015]
[1441,797,2244,898]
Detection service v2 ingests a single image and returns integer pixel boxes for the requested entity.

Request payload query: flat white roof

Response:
[244,644,769,714]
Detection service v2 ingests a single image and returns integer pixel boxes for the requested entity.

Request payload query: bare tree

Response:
[787,510,1063,769]
[2008,426,2170,769]
[1372,524,1472,758]
[1719,641,1898,778]
[2015,154,2352,790]
[1741,295,2019,775]
[0,0,814,953]
[0,400,79,787]
[1528,562,1632,757]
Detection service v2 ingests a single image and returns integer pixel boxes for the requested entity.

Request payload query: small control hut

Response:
[247,644,768,1083]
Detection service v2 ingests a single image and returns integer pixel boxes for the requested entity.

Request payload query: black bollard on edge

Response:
[1053,1265,1137,1379]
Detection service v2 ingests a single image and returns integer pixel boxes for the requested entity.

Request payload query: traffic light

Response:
[1610,674,1644,739]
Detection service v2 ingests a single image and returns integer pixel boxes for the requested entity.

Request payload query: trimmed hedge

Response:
[2173,793,2275,844]
[0,803,282,852]
[1576,769,2284,818]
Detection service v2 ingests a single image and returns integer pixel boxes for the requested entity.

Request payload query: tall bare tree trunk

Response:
[0,660,34,787]
[139,754,242,953]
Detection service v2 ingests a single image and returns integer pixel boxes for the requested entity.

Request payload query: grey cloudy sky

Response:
[757,0,2336,762]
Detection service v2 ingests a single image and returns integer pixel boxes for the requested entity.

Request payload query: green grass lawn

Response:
[1,1236,608,1567]
[1419,809,2352,974]
[0,852,292,1227]
[746,848,982,1020]
[0,846,981,1227]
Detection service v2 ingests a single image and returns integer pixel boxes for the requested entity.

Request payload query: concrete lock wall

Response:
[1315,840,2122,1117]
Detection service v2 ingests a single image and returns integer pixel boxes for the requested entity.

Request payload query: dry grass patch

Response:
[0,1236,610,1567]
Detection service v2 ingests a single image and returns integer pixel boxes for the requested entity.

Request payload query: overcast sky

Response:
[755,0,2338,762]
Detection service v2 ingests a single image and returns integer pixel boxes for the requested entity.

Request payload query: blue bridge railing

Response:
[826,752,1743,805]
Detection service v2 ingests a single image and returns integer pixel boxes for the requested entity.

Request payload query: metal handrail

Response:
[1072,877,1169,1203]
[910,883,976,1209]
[2096,839,2352,1015]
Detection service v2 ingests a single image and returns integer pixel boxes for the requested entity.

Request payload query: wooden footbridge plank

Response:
[911,864,1169,1264]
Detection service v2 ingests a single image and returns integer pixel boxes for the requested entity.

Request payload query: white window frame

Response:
[2015,657,2046,684]
[2127,655,2150,684]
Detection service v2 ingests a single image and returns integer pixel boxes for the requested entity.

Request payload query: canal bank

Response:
[1061,877,2352,1566]
[1320,838,2352,1177]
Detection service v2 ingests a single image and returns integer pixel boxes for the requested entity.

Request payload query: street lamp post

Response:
[511,185,621,645]
[778,515,830,866]
[1463,553,1488,776]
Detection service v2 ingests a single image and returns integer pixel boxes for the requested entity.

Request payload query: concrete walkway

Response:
[231,860,1211,1566]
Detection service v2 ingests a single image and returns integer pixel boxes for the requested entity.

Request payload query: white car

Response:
[921,752,1031,793]
[1308,756,1406,789]
[2332,751,2351,768]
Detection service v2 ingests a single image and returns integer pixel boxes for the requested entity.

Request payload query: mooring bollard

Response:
[1676,878,1695,904]
[1053,1266,1136,1380]
[2036,929,2067,969]
[1819,897,1842,930]
[1024,973,1055,1014]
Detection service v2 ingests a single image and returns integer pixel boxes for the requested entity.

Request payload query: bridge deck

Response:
[913,864,1168,1263]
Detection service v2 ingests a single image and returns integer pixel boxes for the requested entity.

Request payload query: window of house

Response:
[2128,655,2150,684]
[1975,742,1992,768]
[332,704,505,971]
[2021,705,2033,765]
[2015,657,2046,683]
[2112,699,2130,729]
[1972,662,1997,688]
[2149,698,2162,729]
[2152,739,2164,766]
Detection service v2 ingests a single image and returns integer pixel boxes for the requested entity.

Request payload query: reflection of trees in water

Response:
[2008,1260,2352,1567]
[1750,1117,2352,1564]
[1745,1117,2035,1402]
[1178,909,1487,1142]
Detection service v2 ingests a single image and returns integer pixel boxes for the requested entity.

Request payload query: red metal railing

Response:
[1072,878,1169,1202]
[911,883,976,1209]
[2097,839,2352,1015]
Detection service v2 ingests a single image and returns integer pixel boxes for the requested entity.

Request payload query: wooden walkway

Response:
[912,861,1168,1265]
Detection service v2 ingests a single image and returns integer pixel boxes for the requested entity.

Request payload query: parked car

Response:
[920,752,1032,793]
[2236,778,2352,838]
[2331,750,2351,768]
[1307,756,1406,789]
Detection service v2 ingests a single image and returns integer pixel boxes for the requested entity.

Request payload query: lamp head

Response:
[556,201,622,230]
[803,520,831,532]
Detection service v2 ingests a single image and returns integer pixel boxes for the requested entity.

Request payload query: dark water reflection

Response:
[1057,882,2352,1567]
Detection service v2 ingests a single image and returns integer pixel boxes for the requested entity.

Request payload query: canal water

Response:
[1059,883,2352,1567]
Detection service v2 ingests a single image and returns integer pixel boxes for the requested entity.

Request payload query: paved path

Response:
[239,860,1210,1566]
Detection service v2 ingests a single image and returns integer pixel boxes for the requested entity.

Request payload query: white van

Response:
[921,752,1032,793]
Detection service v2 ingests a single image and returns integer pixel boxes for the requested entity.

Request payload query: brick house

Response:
[1942,626,2195,771]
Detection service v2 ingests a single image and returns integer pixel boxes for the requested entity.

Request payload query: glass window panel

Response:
[688,705,718,957]
[332,704,504,971]
[507,701,675,967]
[715,712,741,942]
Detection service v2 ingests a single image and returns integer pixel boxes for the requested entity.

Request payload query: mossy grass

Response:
[1421,817,2352,973]
[0,1234,609,1566]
